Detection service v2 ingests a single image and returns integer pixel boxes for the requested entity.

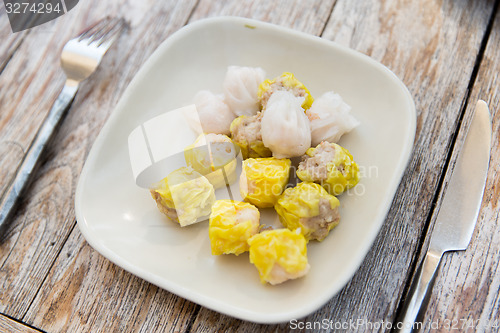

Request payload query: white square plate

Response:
[75,17,416,323]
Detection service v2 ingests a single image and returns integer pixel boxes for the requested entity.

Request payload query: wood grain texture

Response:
[0,0,198,324]
[0,314,42,333]
[0,9,27,74]
[0,8,28,197]
[188,0,497,331]
[419,8,500,332]
[24,230,198,333]
[0,141,25,199]
[189,0,336,35]
[0,0,499,333]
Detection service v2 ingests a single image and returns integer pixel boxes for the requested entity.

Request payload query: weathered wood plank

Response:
[0,10,28,197]
[189,0,336,35]
[23,230,199,333]
[189,0,496,331]
[0,314,43,333]
[0,14,66,202]
[0,0,199,323]
[0,9,27,73]
[0,141,25,201]
[418,8,500,332]
[0,1,497,333]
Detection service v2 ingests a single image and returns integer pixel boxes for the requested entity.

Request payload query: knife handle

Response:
[394,249,444,332]
[0,84,78,238]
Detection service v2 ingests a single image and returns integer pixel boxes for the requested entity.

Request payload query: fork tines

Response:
[78,17,126,48]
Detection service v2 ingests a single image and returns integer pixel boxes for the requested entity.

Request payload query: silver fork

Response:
[0,17,125,236]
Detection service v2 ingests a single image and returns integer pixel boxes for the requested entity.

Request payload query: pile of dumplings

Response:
[150,66,361,285]
[191,66,359,158]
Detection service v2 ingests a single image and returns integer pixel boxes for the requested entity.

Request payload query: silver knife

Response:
[395,100,491,332]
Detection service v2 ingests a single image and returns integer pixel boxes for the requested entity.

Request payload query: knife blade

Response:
[394,100,491,332]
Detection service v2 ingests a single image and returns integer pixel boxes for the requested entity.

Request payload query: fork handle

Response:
[0,84,78,237]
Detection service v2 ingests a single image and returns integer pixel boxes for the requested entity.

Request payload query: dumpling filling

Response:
[274,182,340,242]
[297,141,360,196]
[258,72,314,110]
[230,112,272,159]
[297,141,337,180]
[150,191,178,220]
[301,198,340,241]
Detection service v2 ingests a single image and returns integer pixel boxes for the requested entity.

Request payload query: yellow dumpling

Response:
[296,141,360,196]
[184,133,237,188]
[230,112,272,159]
[209,200,260,256]
[275,182,340,241]
[150,167,215,226]
[239,157,291,208]
[248,228,309,285]
[257,72,314,110]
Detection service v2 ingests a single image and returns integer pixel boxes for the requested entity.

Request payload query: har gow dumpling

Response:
[306,91,359,146]
[187,90,236,135]
[223,66,266,117]
[261,91,311,158]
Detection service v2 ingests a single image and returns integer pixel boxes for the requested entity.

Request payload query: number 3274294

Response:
[5,2,62,14]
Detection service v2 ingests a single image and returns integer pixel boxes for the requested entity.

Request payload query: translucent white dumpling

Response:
[261,91,311,158]
[187,90,236,135]
[306,91,359,146]
[223,66,266,117]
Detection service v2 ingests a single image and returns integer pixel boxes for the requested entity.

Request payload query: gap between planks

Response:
[0,312,46,333]
[319,0,338,37]
[0,29,30,77]
[20,220,78,322]
[390,0,500,328]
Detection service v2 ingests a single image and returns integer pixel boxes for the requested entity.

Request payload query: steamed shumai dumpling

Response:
[209,200,260,256]
[230,112,272,159]
[150,167,215,227]
[184,133,237,189]
[223,66,266,117]
[239,157,291,208]
[297,141,360,196]
[188,90,236,135]
[275,182,340,242]
[261,91,311,158]
[306,91,359,146]
[248,228,310,285]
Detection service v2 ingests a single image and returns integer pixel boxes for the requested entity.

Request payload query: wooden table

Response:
[1,1,499,332]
